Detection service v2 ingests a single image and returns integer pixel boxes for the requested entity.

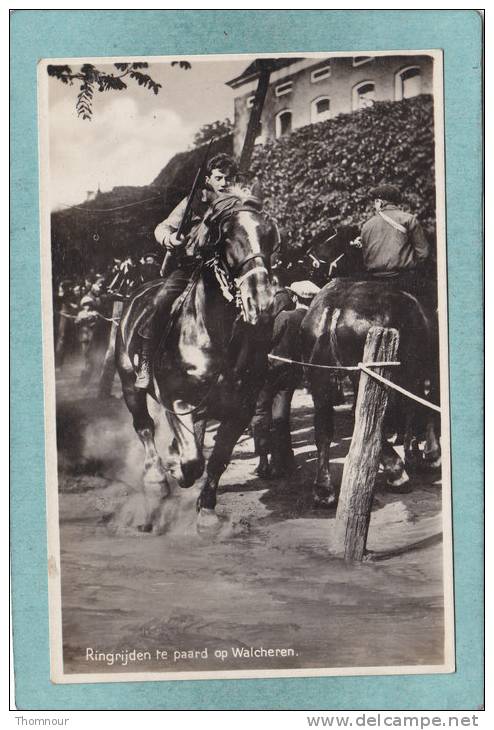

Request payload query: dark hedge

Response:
[249,94,436,251]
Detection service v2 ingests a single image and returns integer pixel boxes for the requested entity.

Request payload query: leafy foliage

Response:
[193,118,234,147]
[171,60,192,70]
[249,94,437,253]
[47,60,189,119]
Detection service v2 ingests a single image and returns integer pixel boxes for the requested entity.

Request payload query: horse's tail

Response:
[328,308,342,366]
[399,291,439,407]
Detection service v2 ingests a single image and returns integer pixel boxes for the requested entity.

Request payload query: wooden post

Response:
[238,60,273,174]
[98,300,123,398]
[334,326,400,561]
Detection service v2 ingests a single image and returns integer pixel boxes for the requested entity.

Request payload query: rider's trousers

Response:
[138,266,192,340]
[251,373,299,459]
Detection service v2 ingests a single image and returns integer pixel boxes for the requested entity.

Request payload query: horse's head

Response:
[209,193,274,325]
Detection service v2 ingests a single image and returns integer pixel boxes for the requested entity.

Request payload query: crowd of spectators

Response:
[53,254,162,367]
[249,94,436,255]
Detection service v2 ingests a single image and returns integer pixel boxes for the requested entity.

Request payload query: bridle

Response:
[205,208,271,318]
[232,253,269,287]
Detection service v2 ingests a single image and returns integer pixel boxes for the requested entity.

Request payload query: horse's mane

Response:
[209,187,264,223]
[188,188,267,253]
[226,184,262,204]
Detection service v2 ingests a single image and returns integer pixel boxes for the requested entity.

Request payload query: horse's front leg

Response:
[381,440,410,491]
[423,414,441,470]
[251,383,272,478]
[119,384,169,533]
[166,402,205,488]
[197,407,253,531]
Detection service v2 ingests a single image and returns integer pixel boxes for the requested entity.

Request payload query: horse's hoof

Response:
[386,470,411,493]
[180,458,205,488]
[137,523,153,533]
[313,489,338,509]
[144,460,169,494]
[255,462,271,479]
[110,493,160,536]
[423,452,442,470]
[197,508,221,533]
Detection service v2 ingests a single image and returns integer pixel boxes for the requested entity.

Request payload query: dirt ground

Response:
[55,355,446,677]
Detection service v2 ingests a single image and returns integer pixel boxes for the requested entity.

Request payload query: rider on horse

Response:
[135,153,239,389]
[360,183,430,298]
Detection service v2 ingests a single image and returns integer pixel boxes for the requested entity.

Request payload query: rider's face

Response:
[206,168,229,197]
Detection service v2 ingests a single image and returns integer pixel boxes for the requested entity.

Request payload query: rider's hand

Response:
[165,231,185,251]
[350,236,362,249]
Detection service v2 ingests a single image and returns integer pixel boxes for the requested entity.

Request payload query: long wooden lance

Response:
[176,136,216,239]
[160,137,215,276]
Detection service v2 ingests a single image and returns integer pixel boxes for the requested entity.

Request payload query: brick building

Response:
[226,55,434,155]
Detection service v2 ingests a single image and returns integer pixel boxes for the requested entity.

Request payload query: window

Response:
[310,64,331,82]
[311,96,331,123]
[275,110,292,138]
[353,56,373,67]
[352,81,376,110]
[275,81,293,97]
[247,94,255,108]
[395,66,422,101]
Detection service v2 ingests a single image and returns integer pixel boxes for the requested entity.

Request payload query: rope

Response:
[58,310,121,325]
[268,353,401,371]
[267,353,440,412]
[59,195,162,213]
[96,312,121,325]
[58,311,77,320]
[358,363,441,413]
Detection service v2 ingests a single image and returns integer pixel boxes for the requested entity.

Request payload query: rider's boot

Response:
[136,336,152,390]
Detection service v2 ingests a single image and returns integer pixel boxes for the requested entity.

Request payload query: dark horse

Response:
[115,194,275,532]
[301,278,441,507]
[286,224,364,286]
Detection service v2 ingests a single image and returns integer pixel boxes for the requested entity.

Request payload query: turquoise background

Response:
[10,10,483,710]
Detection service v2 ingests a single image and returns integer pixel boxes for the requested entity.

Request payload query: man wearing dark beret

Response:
[360,184,429,293]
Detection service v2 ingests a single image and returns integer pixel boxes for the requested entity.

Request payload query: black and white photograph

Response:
[38,50,454,683]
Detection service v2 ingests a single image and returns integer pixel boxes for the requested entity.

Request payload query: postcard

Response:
[37,49,455,685]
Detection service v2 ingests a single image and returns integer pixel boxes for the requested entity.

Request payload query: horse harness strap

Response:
[233,252,269,291]
[235,264,269,289]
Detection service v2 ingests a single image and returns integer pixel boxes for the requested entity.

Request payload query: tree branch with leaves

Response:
[47,61,191,120]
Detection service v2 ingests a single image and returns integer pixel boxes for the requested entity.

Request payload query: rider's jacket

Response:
[269,305,307,388]
[154,196,210,261]
[155,192,284,272]
[361,204,429,277]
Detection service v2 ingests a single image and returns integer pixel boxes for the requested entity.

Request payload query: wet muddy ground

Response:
[55,358,446,677]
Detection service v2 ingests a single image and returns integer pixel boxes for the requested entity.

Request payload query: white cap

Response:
[80,295,96,307]
[289,280,321,300]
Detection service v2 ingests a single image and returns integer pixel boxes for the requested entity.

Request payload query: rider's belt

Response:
[369,269,416,279]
